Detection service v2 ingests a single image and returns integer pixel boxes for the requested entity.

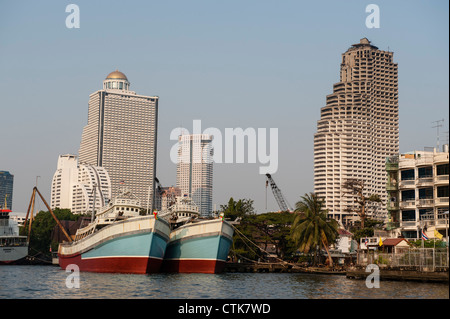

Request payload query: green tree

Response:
[291,193,339,266]
[246,212,296,260]
[351,218,383,244]
[221,198,258,262]
[21,208,79,258]
[221,198,297,262]
[409,239,446,248]
[220,197,255,221]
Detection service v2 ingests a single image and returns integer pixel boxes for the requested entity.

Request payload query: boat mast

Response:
[91,183,97,223]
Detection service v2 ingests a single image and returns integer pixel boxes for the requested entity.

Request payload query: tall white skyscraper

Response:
[78,70,158,209]
[176,134,213,217]
[50,154,111,214]
[314,38,399,226]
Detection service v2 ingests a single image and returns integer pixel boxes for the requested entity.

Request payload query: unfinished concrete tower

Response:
[314,38,399,226]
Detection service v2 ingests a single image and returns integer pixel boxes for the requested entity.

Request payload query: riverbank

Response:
[224,262,346,275]
[346,266,449,283]
[224,262,449,283]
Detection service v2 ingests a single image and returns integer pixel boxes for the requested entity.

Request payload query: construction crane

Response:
[265,174,292,212]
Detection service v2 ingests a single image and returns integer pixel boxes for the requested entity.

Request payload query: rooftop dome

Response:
[106,70,128,80]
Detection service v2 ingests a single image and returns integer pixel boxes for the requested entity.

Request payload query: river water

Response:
[0,265,448,299]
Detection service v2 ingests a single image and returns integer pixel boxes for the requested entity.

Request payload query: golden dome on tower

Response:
[106,70,128,80]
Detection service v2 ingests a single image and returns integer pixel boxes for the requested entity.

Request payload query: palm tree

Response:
[291,193,339,267]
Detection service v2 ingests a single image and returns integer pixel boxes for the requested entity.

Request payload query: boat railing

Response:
[62,215,164,249]
[74,220,98,241]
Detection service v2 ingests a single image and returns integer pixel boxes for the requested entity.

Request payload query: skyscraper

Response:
[314,38,399,226]
[50,154,111,214]
[0,171,14,210]
[79,70,158,209]
[176,134,213,217]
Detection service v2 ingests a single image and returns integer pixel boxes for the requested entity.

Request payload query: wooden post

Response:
[23,187,36,243]
[34,187,72,243]
[27,188,37,243]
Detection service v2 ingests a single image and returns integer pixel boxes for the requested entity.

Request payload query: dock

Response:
[346,266,449,283]
[224,262,346,275]
[224,262,449,283]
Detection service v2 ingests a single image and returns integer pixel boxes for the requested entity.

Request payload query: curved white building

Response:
[51,154,111,214]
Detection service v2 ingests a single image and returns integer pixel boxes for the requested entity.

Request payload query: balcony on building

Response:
[399,169,415,188]
[435,163,449,184]
[416,166,433,186]
[400,209,416,228]
[386,179,398,191]
[436,209,449,228]
[387,198,399,211]
[435,185,449,207]
[419,209,435,227]
[417,187,433,208]
[400,189,415,209]
[385,155,399,171]
[398,155,415,169]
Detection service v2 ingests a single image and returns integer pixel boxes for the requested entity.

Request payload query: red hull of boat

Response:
[161,259,226,274]
[58,253,163,274]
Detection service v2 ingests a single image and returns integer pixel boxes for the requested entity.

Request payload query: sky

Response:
[1,0,448,214]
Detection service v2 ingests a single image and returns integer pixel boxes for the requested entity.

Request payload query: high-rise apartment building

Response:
[0,171,14,210]
[50,154,111,214]
[78,70,158,209]
[386,146,449,240]
[314,38,399,225]
[176,134,213,217]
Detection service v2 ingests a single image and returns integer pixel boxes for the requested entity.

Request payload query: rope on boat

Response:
[25,247,53,264]
[229,223,299,269]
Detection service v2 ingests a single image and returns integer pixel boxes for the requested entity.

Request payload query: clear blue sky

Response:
[1,0,448,213]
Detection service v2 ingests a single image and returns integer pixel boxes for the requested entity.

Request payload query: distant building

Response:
[78,70,158,210]
[176,134,213,217]
[50,154,111,214]
[0,171,14,210]
[155,186,181,212]
[385,145,449,240]
[314,38,399,226]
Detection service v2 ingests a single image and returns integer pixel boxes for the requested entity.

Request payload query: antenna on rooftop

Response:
[432,119,444,151]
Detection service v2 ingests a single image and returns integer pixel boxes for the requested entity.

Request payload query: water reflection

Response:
[0,266,448,299]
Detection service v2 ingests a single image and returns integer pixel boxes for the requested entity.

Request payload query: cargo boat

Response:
[58,189,170,274]
[0,206,28,265]
[161,196,234,274]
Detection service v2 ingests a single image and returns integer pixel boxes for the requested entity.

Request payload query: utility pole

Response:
[432,119,444,151]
